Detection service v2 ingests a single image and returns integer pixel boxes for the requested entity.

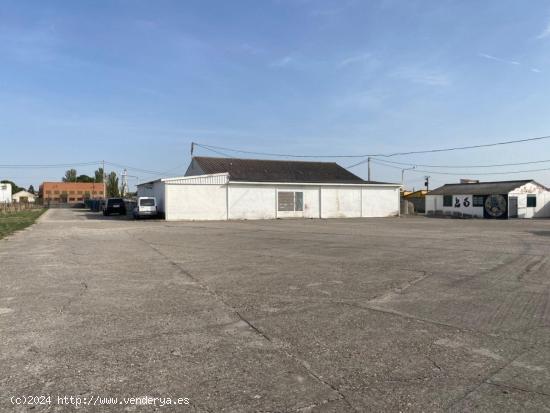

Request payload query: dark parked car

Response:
[103,198,126,216]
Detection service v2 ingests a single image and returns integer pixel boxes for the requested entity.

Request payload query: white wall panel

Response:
[276,186,320,218]
[362,187,400,217]
[229,185,275,220]
[165,184,226,221]
[320,187,361,218]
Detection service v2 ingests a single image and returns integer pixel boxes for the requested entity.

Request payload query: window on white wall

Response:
[527,195,537,208]
[278,191,304,212]
[473,196,484,207]
[443,195,453,207]
[295,192,303,211]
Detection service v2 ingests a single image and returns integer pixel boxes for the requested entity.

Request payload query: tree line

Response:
[62,168,121,197]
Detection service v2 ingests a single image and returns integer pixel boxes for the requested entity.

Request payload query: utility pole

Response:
[121,169,128,197]
[424,176,430,191]
[102,160,106,199]
[367,157,371,181]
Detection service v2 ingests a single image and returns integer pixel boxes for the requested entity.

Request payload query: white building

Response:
[0,182,12,204]
[12,190,36,203]
[138,157,401,221]
[426,180,550,219]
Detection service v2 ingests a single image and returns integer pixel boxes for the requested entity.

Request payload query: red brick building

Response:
[40,182,105,203]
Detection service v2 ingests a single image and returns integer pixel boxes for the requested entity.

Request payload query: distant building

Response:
[138,156,402,221]
[402,189,428,213]
[426,180,550,219]
[12,190,36,203]
[0,182,12,204]
[40,182,105,204]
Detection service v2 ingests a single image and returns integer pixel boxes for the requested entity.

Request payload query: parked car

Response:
[103,198,126,216]
[133,197,158,219]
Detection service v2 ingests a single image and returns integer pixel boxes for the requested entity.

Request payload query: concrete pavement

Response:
[1,208,550,411]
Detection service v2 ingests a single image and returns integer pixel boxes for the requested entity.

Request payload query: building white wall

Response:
[509,192,550,218]
[139,177,401,221]
[229,184,276,220]
[427,181,550,219]
[0,183,12,203]
[276,186,320,218]
[12,190,36,203]
[165,183,227,221]
[426,194,484,217]
[320,187,362,218]
[362,187,400,217]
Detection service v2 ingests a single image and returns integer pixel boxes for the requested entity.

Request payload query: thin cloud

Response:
[478,53,542,74]
[478,53,520,65]
[392,68,450,86]
[339,53,373,67]
[536,22,550,39]
[270,55,294,68]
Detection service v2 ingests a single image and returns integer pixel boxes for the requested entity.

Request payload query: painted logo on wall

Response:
[484,194,507,218]
[454,196,470,208]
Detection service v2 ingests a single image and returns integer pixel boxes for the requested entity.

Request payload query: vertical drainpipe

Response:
[398,187,401,217]
[275,186,278,219]
[360,185,363,218]
[226,177,229,221]
[319,186,322,218]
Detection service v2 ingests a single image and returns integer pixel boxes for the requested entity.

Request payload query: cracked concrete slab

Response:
[2,209,550,411]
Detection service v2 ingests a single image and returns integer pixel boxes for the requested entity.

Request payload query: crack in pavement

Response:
[133,234,357,412]
[445,344,537,411]
[485,380,550,398]
[58,280,88,314]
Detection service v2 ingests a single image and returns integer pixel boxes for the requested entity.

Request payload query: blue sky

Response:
[2,0,550,190]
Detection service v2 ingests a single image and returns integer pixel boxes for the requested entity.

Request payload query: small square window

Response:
[443,195,453,207]
[277,191,304,212]
[527,195,537,208]
[473,196,484,207]
[278,192,294,211]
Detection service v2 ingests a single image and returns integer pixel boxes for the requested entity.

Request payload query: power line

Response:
[194,134,550,161]
[370,159,550,176]
[104,162,165,175]
[368,157,550,169]
[0,161,101,169]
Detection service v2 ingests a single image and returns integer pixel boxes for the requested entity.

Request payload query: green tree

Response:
[106,172,120,197]
[63,169,77,182]
[28,185,35,194]
[76,174,94,183]
[94,168,104,183]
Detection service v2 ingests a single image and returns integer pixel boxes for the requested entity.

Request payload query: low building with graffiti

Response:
[425,180,550,219]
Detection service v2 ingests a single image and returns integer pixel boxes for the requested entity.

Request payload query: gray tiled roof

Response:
[428,180,535,196]
[187,157,394,184]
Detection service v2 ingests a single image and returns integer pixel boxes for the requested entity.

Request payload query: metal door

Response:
[509,196,518,218]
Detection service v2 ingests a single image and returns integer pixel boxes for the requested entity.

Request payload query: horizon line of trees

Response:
[62,168,121,197]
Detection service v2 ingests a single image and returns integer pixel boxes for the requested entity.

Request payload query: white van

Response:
[133,197,158,219]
